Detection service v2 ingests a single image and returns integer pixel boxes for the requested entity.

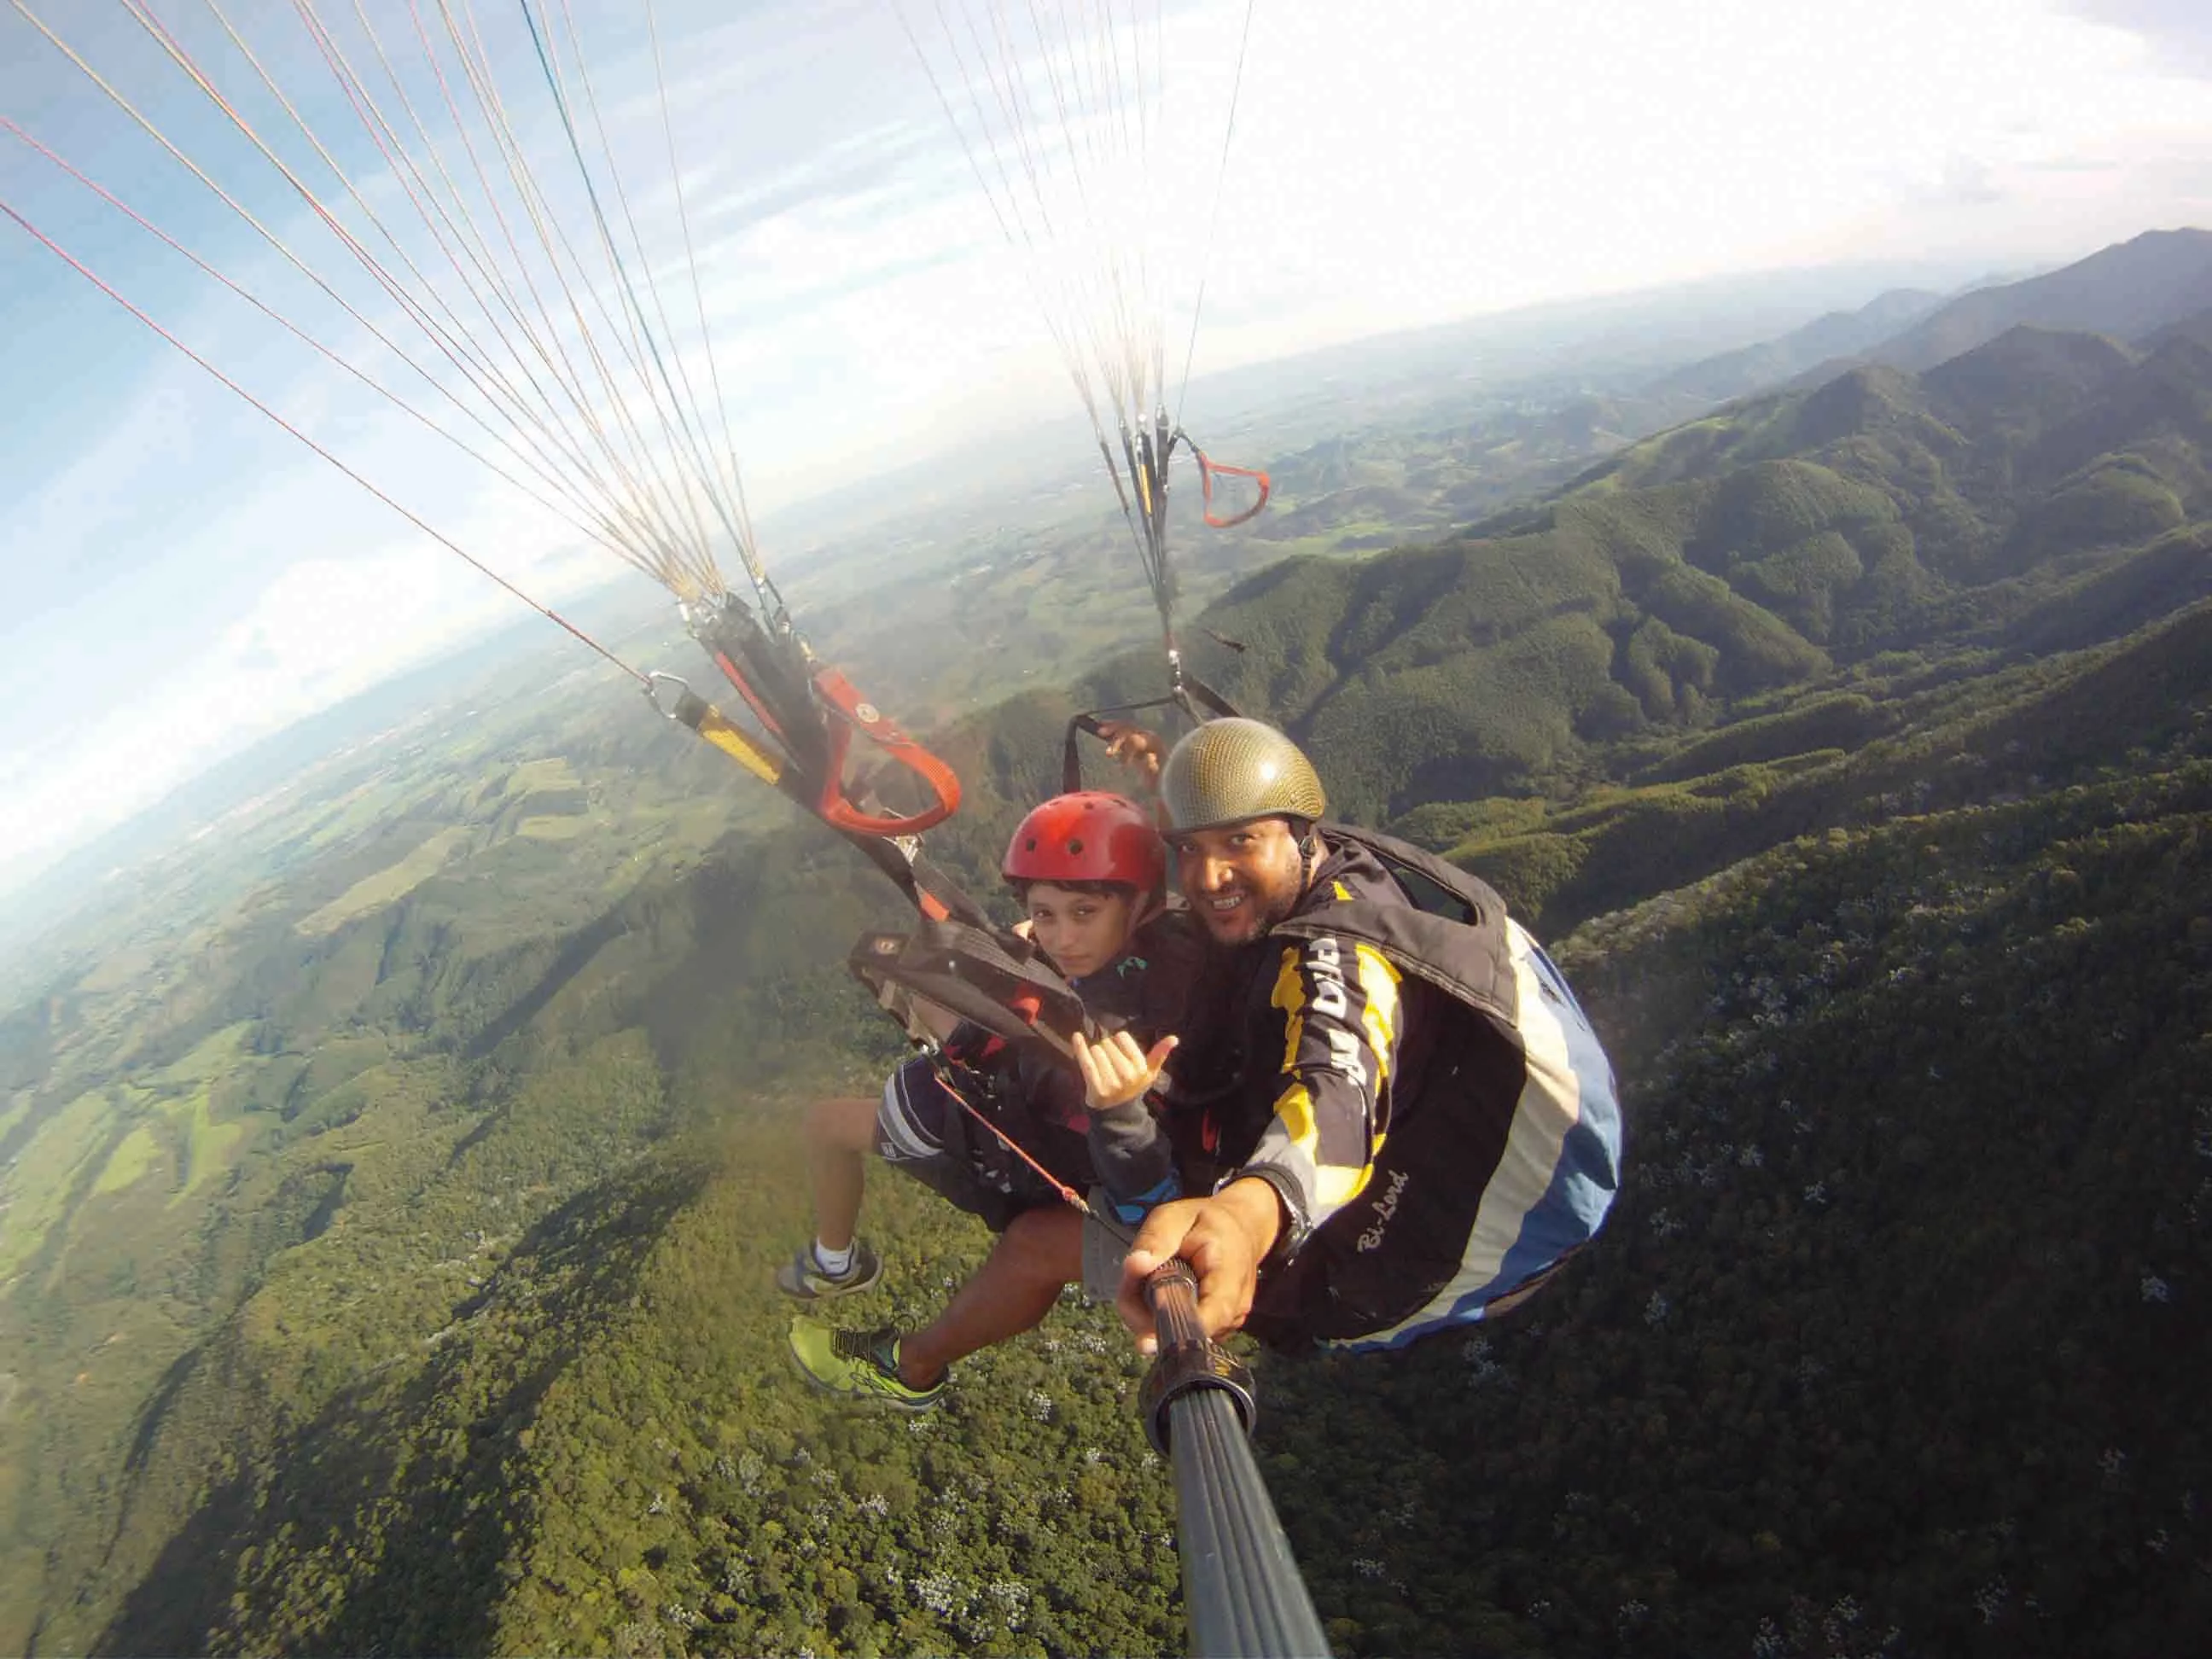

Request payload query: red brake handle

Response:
[810,665,962,836]
[1197,450,1271,528]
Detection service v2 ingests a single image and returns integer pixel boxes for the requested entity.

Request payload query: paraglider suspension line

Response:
[1175,0,1259,424]
[931,1060,1138,1247]
[0,193,649,690]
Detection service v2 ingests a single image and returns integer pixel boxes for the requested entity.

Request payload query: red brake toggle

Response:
[809,663,962,836]
[1196,449,1272,528]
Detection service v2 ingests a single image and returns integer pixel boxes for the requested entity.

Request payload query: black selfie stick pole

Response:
[1141,1260,1330,1659]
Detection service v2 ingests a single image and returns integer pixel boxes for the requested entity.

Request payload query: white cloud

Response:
[0,524,623,893]
[2066,0,2212,77]
[9,0,2212,899]
[0,367,216,602]
[1179,0,2212,334]
[214,542,539,688]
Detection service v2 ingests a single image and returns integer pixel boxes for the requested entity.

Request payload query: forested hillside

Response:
[1853,228,2212,375]
[3,278,2210,1656]
[1179,313,2212,881]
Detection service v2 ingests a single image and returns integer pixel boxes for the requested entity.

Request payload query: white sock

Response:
[812,1238,854,1275]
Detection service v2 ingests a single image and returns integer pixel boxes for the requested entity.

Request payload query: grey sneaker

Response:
[775,1239,884,1301]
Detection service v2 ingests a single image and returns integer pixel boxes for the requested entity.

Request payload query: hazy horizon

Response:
[4,0,2210,905]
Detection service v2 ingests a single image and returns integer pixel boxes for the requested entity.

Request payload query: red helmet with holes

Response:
[1003,791,1166,895]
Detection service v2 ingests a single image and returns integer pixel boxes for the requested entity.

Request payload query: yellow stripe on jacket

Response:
[1255,934,1404,1223]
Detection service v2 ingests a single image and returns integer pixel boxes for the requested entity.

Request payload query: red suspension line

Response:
[0,195,646,689]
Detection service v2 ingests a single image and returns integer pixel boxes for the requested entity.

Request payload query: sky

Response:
[2,0,2210,905]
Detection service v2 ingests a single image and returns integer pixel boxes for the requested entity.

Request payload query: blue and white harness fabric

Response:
[1343,920,1621,1350]
[1181,838,1623,1352]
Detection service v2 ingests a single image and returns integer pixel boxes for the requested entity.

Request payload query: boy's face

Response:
[1024,882,1138,980]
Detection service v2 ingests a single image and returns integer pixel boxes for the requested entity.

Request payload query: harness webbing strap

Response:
[848,919,1101,1061]
[930,1062,1087,1214]
[666,687,784,788]
[692,597,960,843]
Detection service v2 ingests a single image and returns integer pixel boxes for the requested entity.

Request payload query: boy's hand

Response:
[1095,721,1167,790]
[1071,1028,1177,1112]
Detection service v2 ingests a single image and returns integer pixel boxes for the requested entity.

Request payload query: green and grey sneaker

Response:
[775,1239,884,1301]
[787,1318,946,1412]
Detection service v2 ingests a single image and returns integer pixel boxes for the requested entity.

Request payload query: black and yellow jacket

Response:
[1163,830,1623,1349]
[1164,840,1444,1240]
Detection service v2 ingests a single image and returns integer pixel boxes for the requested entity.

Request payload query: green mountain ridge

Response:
[1647,288,1948,407]
[1131,318,2211,856]
[1854,227,2212,375]
[3,280,2211,1655]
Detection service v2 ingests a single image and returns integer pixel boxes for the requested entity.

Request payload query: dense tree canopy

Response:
[3,317,2209,1656]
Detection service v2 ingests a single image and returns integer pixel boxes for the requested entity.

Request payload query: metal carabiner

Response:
[643,671,693,721]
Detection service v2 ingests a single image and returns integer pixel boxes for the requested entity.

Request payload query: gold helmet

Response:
[1157,718,1327,832]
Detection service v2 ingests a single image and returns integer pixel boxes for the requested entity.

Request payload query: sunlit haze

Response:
[2,0,2209,900]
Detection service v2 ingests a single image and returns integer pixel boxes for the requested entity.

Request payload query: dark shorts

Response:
[873,1056,1030,1231]
[1080,1191,1133,1302]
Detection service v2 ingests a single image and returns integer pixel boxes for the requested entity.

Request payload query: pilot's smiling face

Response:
[1171,818,1307,946]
